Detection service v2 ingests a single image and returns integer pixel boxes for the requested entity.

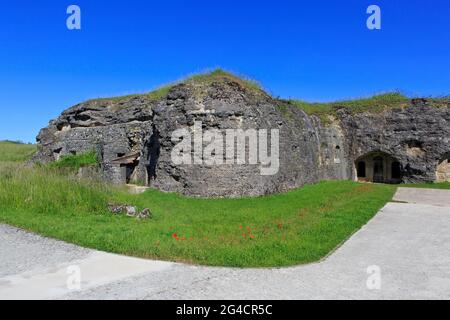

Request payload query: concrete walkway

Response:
[393,187,450,207]
[1,187,449,300]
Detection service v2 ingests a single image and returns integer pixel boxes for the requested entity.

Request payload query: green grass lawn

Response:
[0,162,396,267]
[0,142,399,267]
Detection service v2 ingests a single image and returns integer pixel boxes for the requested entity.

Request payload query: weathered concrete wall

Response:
[148,81,323,197]
[312,117,351,182]
[33,78,450,197]
[336,102,450,183]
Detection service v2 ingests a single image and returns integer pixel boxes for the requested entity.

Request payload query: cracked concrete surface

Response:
[1,188,449,300]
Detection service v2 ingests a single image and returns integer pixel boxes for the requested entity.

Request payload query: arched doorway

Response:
[436,152,450,183]
[373,156,384,183]
[355,151,402,184]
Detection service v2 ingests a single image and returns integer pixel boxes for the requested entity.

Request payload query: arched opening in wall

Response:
[436,152,450,183]
[334,145,342,164]
[355,151,403,184]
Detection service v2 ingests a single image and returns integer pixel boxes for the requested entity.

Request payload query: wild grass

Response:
[0,163,396,267]
[0,141,36,162]
[48,151,99,170]
[0,142,398,267]
[0,163,110,216]
[291,92,410,122]
[185,69,263,92]
[290,93,449,123]
[87,69,264,105]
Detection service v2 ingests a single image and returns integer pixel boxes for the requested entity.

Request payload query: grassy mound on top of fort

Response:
[290,93,449,123]
[84,69,449,121]
[88,69,265,104]
[0,141,401,267]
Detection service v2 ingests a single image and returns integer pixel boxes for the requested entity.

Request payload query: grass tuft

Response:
[291,92,410,122]
[290,92,449,123]
[86,69,265,105]
[184,68,264,92]
[48,151,99,170]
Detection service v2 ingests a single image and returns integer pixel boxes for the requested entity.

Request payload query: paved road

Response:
[1,188,449,300]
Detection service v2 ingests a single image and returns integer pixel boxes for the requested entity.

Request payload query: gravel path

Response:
[0,225,91,278]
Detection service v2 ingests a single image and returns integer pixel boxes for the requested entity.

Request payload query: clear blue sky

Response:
[1,0,449,143]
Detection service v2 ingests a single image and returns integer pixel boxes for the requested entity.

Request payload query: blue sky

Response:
[1,0,449,143]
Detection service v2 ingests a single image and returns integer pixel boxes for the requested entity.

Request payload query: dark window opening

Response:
[335,146,341,150]
[357,161,366,178]
[391,162,402,179]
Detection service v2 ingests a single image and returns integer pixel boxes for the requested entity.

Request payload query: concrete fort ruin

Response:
[33,71,450,197]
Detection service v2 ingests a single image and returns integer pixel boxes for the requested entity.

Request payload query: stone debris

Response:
[125,206,137,217]
[107,203,152,219]
[137,208,152,219]
[108,203,126,215]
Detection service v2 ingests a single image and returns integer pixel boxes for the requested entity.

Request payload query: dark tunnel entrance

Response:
[355,151,403,184]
